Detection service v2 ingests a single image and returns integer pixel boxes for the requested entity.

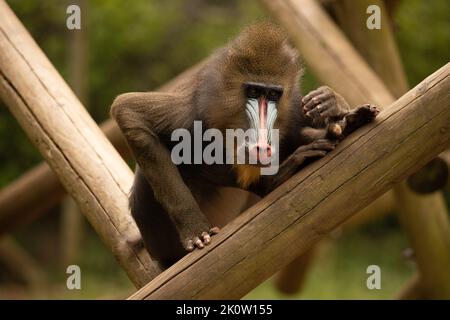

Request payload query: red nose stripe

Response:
[258,97,267,145]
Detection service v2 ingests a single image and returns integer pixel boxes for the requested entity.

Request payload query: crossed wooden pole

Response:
[0,0,449,299]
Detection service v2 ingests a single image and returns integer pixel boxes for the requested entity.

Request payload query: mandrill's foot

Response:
[340,104,379,136]
[184,227,220,251]
[326,104,380,139]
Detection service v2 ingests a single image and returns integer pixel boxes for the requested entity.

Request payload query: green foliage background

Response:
[0,0,448,299]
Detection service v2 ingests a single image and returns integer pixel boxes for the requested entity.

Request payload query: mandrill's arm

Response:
[111,92,217,251]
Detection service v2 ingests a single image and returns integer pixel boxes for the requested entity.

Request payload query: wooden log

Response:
[262,0,401,296]
[340,191,396,230]
[262,0,450,299]
[407,151,450,194]
[330,0,450,299]
[129,63,450,299]
[0,60,203,236]
[275,191,396,295]
[0,0,158,287]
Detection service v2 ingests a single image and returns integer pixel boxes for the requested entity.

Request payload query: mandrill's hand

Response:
[302,86,350,123]
[180,222,220,252]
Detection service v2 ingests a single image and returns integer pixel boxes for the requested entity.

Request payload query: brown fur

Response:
[234,164,261,189]
[194,23,303,187]
[110,22,359,269]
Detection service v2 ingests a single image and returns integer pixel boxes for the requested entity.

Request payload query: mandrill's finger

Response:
[186,240,195,251]
[302,88,322,102]
[210,227,220,235]
[305,107,321,120]
[202,232,211,245]
[194,237,204,249]
[313,140,337,151]
[311,101,333,115]
[303,87,332,103]
[303,96,322,112]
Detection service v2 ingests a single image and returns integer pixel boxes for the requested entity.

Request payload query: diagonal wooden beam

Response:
[330,0,450,299]
[0,54,204,236]
[261,0,450,298]
[129,63,450,299]
[0,0,158,287]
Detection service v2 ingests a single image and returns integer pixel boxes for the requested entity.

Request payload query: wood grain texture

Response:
[129,63,450,299]
[0,0,157,287]
[263,0,450,299]
[330,0,450,299]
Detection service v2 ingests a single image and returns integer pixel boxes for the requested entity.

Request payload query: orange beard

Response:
[233,164,261,189]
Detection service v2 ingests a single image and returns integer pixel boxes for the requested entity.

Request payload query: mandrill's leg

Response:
[111,92,218,252]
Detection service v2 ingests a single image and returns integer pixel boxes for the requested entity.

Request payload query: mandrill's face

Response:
[243,81,283,165]
[200,22,301,169]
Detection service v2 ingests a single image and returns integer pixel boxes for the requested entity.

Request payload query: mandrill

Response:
[111,22,378,269]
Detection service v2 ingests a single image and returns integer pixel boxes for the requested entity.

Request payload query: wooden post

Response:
[395,185,450,298]
[130,64,450,299]
[0,0,158,287]
[330,0,450,298]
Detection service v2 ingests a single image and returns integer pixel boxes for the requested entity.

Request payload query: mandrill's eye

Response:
[267,89,282,101]
[246,86,260,99]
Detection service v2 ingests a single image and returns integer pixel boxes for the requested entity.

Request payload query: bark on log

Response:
[330,0,450,299]
[0,0,158,287]
[0,56,203,236]
[262,0,450,299]
[129,63,450,299]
